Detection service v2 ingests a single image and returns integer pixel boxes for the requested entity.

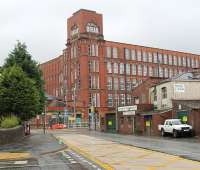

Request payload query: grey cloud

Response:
[0,0,200,66]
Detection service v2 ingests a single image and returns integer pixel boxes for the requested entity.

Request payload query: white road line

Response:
[14,161,28,165]
[87,162,92,165]
[92,164,97,168]
[70,161,77,164]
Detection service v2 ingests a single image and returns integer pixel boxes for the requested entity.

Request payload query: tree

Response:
[3,41,46,114]
[0,66,40,120]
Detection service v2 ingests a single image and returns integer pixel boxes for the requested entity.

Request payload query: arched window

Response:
[71,25,79,36]
[86,23,99,33]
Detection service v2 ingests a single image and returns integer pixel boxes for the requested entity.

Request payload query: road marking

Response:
[92,164,97,168]
[14,161,28,165]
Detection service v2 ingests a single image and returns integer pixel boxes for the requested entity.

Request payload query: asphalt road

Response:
[0,130,103,170]
[50,128,200,162]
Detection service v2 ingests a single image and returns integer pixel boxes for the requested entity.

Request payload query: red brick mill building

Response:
[40,9,200,133]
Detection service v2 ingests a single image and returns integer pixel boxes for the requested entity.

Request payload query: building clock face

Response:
[71,26,79,36]
[86,23,99,33]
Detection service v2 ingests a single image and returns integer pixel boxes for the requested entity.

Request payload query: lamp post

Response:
[42,111,46,134]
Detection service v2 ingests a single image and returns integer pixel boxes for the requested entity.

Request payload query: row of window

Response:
[107,62,188,78]
[106,47,199,68]
[107,77,143,91]
[108,94,133,107]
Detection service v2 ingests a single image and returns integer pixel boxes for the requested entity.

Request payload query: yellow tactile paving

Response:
[0,152,31,160]
[56,134,200,170]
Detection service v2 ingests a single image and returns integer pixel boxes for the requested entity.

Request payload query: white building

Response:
[150,70,200,110]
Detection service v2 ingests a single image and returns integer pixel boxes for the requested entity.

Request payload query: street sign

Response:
[123,111,135,116]
[118,105,137,112]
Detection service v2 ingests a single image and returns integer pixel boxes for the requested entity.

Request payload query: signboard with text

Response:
[118,105,137,112]
[123,111,135,116]
[174,84,185,93]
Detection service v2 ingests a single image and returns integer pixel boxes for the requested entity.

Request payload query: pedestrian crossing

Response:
[61,150,103,170]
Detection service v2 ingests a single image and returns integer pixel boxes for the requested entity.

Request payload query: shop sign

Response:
[108,121,112,126]
[175,84,185,93]
[146,121,151,127]
[123,111,135,116]
[182,116,188,122]
[118,105,137,112]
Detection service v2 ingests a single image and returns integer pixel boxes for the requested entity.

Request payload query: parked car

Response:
[158,119,193,138]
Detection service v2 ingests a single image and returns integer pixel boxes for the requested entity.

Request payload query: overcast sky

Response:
[0,0,200,66]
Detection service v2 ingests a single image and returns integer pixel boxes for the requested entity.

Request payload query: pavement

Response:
[0,129,105,170]
[55,131,200,170]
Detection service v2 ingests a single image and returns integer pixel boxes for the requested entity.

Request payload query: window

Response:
[86,23,99,33]
[168,55,172,65]
[113,63,118,74]
[107,77,112,90]
[178,57,182,66]
[126,77,131,91]
[107,62,112,73]
[137,50,142,61]
[126,64,131,75]
[131,50,136,60]
[153,89,157,101]
[114,94,120,106]
[148,52,153,62]
[153,67,158,77]
[125,48,130,60]
[132,64,137,75]
[89,93,100,107]
[114,77,118,90]
[187,57,191,67]
[113,47,118,58]
[173,56,177,65]
[127,94,132,105]
[89,60,99,72]
[89,75,99,89]
[143,65,147,76]
[192,58,195,68]
[143,51,147,62]
[169,69,173,78]
[71,25,79,36]
[108,94,113,107]
[149,66,153,76]
[89,44,98,56]
[120,77,125,90]
[158,53,163,64]
[161,87,167,99]
[106,47,111,58]
[196,59,199,68]
[120,94,126,106]
[159,67,163,77]
[132,79,137,88]
[183,57,186,67]
[71,45,77,58]
[164,68,168,78]
[138,65,142,76]
[153,52,158,63]
[120,63,124,74]
[163,54,168,64]
[174,69,177,76]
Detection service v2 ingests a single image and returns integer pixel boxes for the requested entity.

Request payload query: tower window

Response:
[71,25,79,36]
[86,23,99,33]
